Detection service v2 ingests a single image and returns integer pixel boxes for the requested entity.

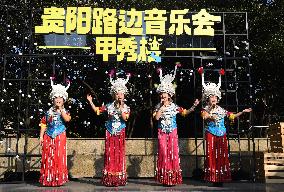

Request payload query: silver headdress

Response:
[49,77,70,100]
[109,73,130,95]
[156,65,178,97]
[199,67,224,100]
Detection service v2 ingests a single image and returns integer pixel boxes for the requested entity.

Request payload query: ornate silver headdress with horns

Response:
[109,73,130,95]
[49,77,70,100]
[156,65,178,97]
[199,67,223,100]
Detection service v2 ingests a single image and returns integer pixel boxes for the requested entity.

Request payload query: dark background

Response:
[0,0,283,139]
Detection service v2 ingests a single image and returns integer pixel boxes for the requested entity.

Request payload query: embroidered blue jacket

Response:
[155,103,181,133]
[44,108,68,138]
[104,102,130,135]
[203,105,228,136]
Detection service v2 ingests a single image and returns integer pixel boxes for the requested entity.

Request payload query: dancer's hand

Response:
[208,114,218,121]
[212,114,218,120]
[158,105,167,113]
[87,94,93,102]
[193,99,200,106]
[55,105,63,112]
[243,108,252,113]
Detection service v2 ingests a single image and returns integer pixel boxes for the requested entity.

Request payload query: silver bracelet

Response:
[189,105,196,111]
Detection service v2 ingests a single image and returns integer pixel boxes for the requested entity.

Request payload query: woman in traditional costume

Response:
[199,67,252,187]
[87,73,130,187]
[154,64,199,186]
[39,77,71,186]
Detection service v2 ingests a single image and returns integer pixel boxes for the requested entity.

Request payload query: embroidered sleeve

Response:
[201,109,207,119]
[177,106,187,117]
[40,116,47,129]
[95,105,107,115]
[227,111,235,121]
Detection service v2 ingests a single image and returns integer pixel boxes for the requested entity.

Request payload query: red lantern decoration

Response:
[198,67,204,74]
[219,68,225,76]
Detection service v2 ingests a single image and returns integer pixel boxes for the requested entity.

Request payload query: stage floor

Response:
[0,178,283,192]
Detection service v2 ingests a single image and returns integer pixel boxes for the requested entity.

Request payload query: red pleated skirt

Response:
[204,131,231,183]
[155,128,182,186]
[39,132,68,186]
[102,129,127,187]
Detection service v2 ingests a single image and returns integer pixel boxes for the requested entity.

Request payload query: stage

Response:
[1,178,283,192]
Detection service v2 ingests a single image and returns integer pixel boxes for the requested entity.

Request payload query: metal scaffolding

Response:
[0,8,256,182]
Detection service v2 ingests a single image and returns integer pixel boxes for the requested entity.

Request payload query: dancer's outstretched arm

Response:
[182,99,200,116]
[229,108,252,119]
[87,94,97,112]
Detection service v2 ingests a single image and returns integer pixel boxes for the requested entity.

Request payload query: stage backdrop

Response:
[0,3,252,138]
